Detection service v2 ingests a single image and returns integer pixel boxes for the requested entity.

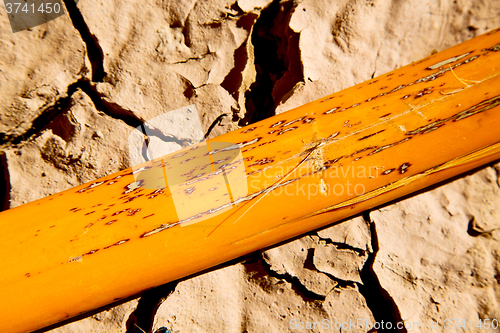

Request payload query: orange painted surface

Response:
[1,28,500,333]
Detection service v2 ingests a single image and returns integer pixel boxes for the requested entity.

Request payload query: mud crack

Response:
[358,211,407,332]
[125,281,178,333]
[204,113,229,139]
[0,80,146,150]
[314,231,368,256]
[62,0,106,82]
[0,152,11,212]
[0,81,83,148]
[220,12,259,122]
[80,82,147,127]
[241,0,303,125]
[258,251,327,302]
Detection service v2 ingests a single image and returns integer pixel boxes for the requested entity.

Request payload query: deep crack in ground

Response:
[0,152,10,212]
[257,251,327,302]
[315,231,369,256]
[358,211,407,333]
[125,281,178,333]
[0,80,145,150]
[0,81,83,148]
[242,0,303,126]
[62,0,106,82]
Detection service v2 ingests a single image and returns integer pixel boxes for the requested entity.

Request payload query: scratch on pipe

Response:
[449,64,481,86]
[319,179,327,196]
[298,141,500,221]
[206,139,330,237]
[440,64,481,95]
[231,141,500,245]
[140,178,299,238]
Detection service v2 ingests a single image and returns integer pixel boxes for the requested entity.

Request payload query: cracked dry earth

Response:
[1,0,500,332]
